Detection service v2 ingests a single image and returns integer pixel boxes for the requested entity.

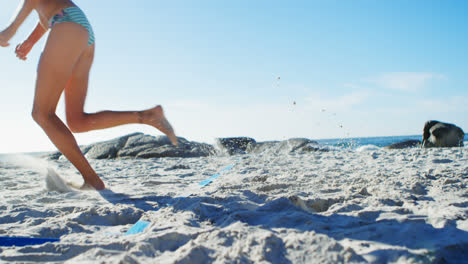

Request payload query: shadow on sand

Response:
[99,189,468,263]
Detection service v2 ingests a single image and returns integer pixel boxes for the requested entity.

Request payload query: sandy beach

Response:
[0,143,467,263]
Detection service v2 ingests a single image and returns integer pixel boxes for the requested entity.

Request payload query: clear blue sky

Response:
[1,0,467,153]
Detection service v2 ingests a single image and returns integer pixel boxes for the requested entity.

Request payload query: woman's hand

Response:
[0,30,11,47]
[13,23,47,60]
[15,41,34,60]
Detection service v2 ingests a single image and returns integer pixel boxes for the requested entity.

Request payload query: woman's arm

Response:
[0,0,38,46]
[15,22,47,60]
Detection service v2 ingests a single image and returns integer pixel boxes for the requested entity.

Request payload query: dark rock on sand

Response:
[422,121,464,148]
[216,137,257,155]
[384,140,421,150]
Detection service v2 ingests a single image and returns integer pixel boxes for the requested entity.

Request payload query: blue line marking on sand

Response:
[199,178,212,186]
[199,173,220,186]
[125,220,151,235]
[220,164,234,172]
[125,159,239,235]
[0,236,60,247]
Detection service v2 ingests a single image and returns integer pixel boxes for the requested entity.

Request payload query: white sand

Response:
[0,145,467,263]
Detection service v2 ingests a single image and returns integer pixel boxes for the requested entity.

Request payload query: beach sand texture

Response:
[0,145,467,263]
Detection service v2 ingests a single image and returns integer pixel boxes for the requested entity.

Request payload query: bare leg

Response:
[64,45,178,146]
[32,22,105,190]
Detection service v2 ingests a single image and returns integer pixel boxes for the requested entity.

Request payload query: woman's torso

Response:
[35,0,76,29]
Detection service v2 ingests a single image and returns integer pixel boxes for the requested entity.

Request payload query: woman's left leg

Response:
[32,22,105,189]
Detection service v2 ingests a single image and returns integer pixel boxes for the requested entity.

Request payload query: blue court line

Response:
[220,164,234,172]
[0,236,60,247]
[125,220,151,235]
[199,173,220,186]
[199,164,235,186]
[125,161,238,235]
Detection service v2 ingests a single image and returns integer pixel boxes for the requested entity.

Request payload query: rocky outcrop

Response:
[46,133,216,160]
[217,137,327,155]
[422,121,465,148]
[83,133,137,159]
[384,140,421,150]
[45,134,330,160]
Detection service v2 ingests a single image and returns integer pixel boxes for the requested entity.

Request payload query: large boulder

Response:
[84,133,140,159]
[422,120,464,148]
[384,140,421,150]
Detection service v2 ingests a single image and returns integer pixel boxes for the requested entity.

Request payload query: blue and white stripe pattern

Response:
[49,7,95,46]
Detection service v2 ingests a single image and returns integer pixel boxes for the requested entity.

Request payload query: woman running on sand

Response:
[0,0,178,190]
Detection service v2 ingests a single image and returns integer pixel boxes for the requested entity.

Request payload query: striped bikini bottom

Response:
[48,6,95,46]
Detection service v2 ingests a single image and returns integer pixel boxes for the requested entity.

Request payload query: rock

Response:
[249,138,326,154]
[247,141,280,154]
[117,143,157,158]
[44,134,328,160]
[278,138,325,153]
[120,134,214,159]
[125,133,173,148]
[117,134,187,158]
[384,140,421,149]
[359,187,371,196]
[216,137,256,155]
[46,152,63,160]
[85,133,141,159]
[422,120,464,148]
[45,133,215,160]
[411,182,427,195]
[135,142,214,159]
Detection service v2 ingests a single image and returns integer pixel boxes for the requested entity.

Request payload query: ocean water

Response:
[315,134,468,149]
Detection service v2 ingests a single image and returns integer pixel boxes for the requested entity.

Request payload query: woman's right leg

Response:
[64,45,178,145]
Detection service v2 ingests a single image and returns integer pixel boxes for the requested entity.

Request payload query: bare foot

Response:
[83,176,106,190]
[142,105,178,146]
